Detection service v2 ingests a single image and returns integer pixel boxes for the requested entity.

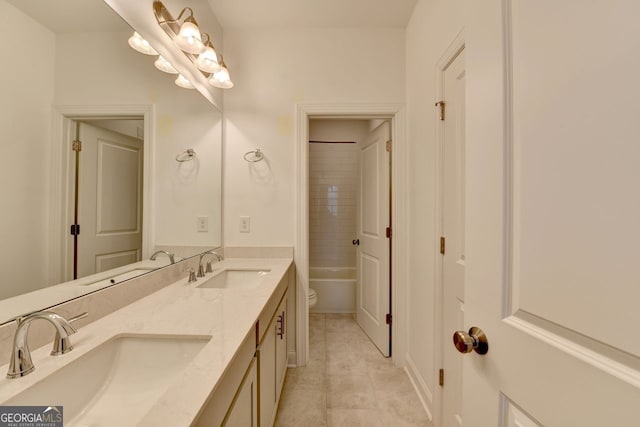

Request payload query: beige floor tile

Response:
[375,389,433,427]
[327,350,369,376]
[276,312,431,427]
[275,388,326,427]
[285,365,327,391]
[327,409,384,427]
[327,375,376,409]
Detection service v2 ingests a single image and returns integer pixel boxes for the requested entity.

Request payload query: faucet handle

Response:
[51,312,87,356]
[188,268,198,283]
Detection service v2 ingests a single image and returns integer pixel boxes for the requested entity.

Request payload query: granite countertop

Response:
[0,257,293,426]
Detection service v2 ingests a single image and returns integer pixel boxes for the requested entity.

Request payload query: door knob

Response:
[453,327,488,355]
[352,239,360,246]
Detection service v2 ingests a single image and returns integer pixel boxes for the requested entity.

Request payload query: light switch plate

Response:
[197,216,208,232]
[240,216,250,233]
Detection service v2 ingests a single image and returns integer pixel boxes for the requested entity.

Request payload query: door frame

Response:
[434,31,465,427]
[49,104,155,284]
[433,30,465,425]
[295,103,407,367]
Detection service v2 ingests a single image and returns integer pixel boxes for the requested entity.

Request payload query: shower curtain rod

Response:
[308,140,356,144]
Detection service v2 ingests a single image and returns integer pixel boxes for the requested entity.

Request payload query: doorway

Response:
[437,43,466,427]
[295,103,407,368]
[69,118,144,280]
[307,119,392,357]
[49,105,154,285]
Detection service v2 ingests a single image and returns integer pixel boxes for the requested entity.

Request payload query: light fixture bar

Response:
[152,0,232,89]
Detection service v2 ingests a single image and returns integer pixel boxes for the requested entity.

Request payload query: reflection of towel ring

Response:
[244,149,264,162]
[176,149,196,162]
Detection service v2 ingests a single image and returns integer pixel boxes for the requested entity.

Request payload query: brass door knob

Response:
[453,327,488,355]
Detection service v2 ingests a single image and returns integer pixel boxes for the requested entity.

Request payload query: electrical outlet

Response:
[197,216,209,232]
[240,216,250,233]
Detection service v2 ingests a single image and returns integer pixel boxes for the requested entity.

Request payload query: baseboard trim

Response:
[404,353,434,422]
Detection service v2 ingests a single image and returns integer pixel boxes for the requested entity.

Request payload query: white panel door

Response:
[76,122,143,278]
[356,122,391,356]
[441,48,466,427]
[465,0,640,425]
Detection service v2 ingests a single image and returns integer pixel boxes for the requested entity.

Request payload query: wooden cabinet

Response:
[274,295,288,399]
[259,292,288,427]
[224,357,258,427]
[194,266,292,427]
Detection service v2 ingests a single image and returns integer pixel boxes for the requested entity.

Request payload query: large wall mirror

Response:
[0,0,223,324]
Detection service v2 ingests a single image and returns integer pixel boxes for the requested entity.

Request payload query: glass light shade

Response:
[210,78,234,89]
[154,55,178,74]
[195,45,221,73]
[209,66,233,89]
[175,74,195,89]
[128,32,158,55]
[174,19,205,54]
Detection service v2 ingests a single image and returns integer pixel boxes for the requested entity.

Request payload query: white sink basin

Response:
[4,334,210,426]
[197,269,271,289]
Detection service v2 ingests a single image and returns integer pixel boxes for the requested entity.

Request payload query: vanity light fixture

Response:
[127,1,233,91]
[209,58,234,89]
[128,32,158,55]
[195,38,221,73]
[154,55,179,74]
[172,9,205,54]
[154,1,233,89]
[175,74,195,89]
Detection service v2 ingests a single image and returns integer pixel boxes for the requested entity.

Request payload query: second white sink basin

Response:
[197,269,271,289]
[4,334,210,426]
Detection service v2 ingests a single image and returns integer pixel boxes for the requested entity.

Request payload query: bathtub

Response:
[309,267,356,313]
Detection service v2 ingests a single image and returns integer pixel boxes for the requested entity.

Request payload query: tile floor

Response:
[275,314,434,427]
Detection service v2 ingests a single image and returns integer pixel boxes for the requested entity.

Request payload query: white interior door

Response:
[465,1,640,425]
[75,122,143,278]
[356,121,391,357]
[441,48,466,427]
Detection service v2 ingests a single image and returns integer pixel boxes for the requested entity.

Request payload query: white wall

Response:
[405,0,464,419]
[308,120,368,268]
[54,31,223,252]
[0,1,55,299]
[222,28,405,246]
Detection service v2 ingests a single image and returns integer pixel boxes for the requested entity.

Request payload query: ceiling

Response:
[6,0,131,34]
[207,0,418,29]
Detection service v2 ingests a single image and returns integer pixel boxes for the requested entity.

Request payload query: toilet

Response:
[309,288,318,308]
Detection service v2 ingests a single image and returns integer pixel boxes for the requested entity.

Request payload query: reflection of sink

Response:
[4,334,210,426]
[81,268,154,286]
[197,269,271,289]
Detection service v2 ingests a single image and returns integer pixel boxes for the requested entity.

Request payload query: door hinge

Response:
[385,313,392,325]
[440,237,445,255]
[72,140,82,152]
[70,224,80,236]
[386,140,392,152]
[435,101,445,121]
[386,227,392,238]
[439,368,445,386]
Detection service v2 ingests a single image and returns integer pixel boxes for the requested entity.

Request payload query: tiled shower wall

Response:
[308,120,370,268]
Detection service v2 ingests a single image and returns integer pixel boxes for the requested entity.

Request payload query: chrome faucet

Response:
[150,250,175,264]
[7,311,85,379]
[198,250,223,277]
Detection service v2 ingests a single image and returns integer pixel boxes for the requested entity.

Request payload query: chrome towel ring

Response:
[244,149,264,162]
[176,149,196,162]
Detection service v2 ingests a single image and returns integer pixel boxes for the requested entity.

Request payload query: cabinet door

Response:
[259,320,277,427]
[275,295,288,395]
[224,357,258,427]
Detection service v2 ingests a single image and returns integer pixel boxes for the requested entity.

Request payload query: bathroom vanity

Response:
[0,257,295,427]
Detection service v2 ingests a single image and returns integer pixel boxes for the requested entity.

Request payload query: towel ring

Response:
[176,149,196,162]
[244,149,264,162]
